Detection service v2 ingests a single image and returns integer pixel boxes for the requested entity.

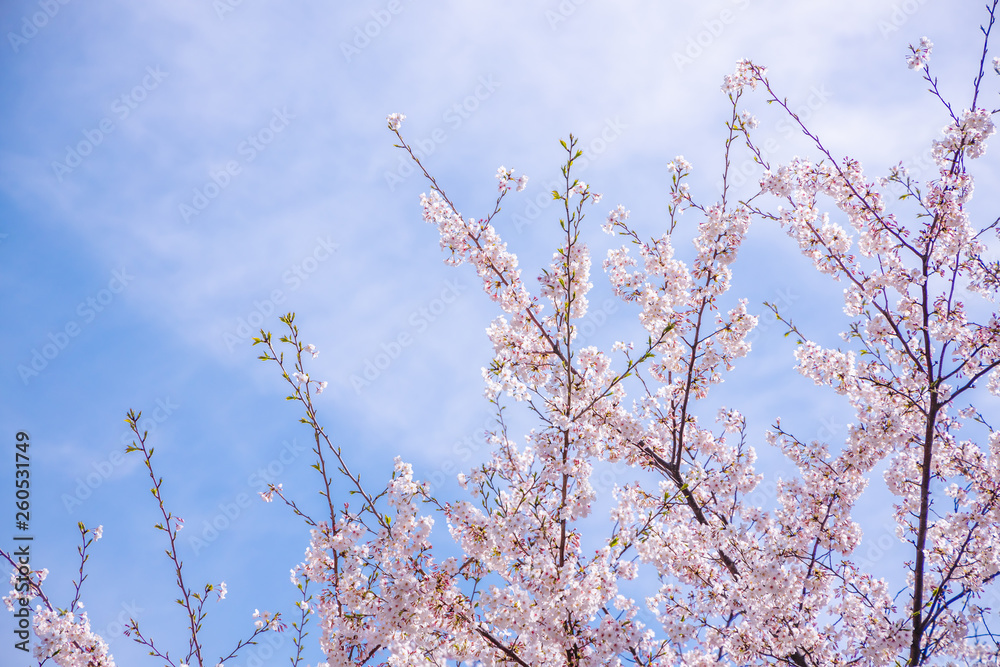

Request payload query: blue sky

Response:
[1,1,998,665]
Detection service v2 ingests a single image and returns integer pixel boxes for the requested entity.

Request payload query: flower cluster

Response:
[252,608,284,631]
[721,58,765,93]
[496,165,529,193]
[3,566,47,612]
[906,36,933,69]
[932,108,995,164]
[318,35,1000,666]
[33,608,116,667]
[9,12,1000,667]
[419,188,533,314]
[292,344,328,393]
[386,112,405,131]
[259,482,282,502]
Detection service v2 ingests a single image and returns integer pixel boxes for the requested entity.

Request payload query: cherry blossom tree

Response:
[6,3,1000,666]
